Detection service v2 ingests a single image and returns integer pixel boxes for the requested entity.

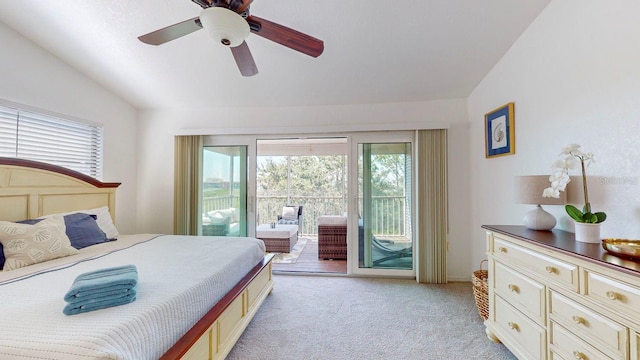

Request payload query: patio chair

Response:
[358,219,411,266]
[277,205,303,231]
[317,215,347,260]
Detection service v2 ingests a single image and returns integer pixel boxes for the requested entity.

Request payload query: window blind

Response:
[0,104,103,179]
[0,106,18,157]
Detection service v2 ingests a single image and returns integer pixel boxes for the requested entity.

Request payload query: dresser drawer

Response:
[494,295,546,360]
[494,261,545,324]
[549,291,627,358]
[493,235,579,292]
[585,270,640,320]
[550,321,616,360]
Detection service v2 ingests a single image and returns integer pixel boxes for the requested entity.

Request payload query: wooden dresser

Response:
[483,225,640,360]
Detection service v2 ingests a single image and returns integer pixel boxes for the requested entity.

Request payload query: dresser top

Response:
[482,225,640,277]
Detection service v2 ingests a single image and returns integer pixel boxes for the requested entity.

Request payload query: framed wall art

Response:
[485,102,515,158]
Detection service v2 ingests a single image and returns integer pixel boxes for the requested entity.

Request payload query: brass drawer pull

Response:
[572,315,585,325]
[545,266,557,274]
[606,290,621,301]
[498,247,507,253]
[573,350,586,359]
[507,322,519,331]
[507,284,519,293]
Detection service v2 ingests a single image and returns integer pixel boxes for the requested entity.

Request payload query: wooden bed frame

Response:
[0,157,274,360]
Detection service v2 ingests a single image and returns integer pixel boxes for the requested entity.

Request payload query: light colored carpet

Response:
[227,275,516,360]
[271,238,307,264]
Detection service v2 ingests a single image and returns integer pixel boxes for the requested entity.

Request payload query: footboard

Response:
[161,254,275,360]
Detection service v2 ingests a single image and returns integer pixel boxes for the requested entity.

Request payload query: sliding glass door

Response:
[201,136,257,237]
[199,132,415,277]
[350,132,415,276]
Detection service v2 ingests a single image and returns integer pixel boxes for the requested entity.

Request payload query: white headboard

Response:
[0,158,120,222]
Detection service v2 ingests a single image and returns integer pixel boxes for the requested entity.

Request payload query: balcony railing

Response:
[203,195,407,236]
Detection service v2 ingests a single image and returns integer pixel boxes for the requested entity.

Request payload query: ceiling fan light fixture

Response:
[199,7,249,48]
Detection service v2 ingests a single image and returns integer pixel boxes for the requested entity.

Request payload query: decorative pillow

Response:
[277,219,298,225]
[60,213,108,249]
[41,206,119,240]
[213,208,239,223]
[18,213,107,249]
[207,211,229,225]
[230,207,240,223]
[0,243,4,271]
[282,206,299,221]
[0,216,78,271]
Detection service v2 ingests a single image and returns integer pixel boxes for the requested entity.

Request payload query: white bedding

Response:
[0,234,266,360]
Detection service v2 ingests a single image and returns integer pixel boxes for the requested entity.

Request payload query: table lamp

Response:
[515,175,566,231]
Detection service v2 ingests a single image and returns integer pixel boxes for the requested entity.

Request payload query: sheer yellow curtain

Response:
[174,135,203,235]
[416,129,448,283]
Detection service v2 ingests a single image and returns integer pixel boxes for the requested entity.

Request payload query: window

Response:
[0,104,103,179]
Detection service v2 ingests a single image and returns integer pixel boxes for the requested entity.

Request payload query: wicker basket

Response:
[472,260,489,321]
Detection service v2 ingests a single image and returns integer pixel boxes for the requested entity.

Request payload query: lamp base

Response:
[523,205,557,231]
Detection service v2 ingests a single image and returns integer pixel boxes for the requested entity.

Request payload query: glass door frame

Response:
[202,135,257,237]
[347,131,417,278]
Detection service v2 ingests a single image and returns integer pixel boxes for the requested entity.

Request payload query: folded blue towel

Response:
[65,285,136,305]
[63,290,137,315]
[64,265,138,302]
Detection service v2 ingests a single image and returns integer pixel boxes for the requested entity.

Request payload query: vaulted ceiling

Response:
[0,0,551,110]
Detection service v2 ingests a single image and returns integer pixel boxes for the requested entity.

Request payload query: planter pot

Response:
[574,222,601,243]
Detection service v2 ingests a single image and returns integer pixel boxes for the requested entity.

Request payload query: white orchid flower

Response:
[542,144,604,223]
[542,187,560,198]
[551,179,568,191]
[551,159,567,170]
[560,144,581,155]
[564,156,581,169]
[583,152,595,166]
[549,169,569,182]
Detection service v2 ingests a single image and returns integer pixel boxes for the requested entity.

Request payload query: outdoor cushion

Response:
[278,219,298,225]
[281,206,299,221]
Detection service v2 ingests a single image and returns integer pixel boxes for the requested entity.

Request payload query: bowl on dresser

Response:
[602,238,640,261]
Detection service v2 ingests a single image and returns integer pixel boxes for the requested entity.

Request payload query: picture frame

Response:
[485,102,515,158]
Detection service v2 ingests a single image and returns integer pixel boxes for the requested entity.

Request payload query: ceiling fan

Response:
[138,0,324,77]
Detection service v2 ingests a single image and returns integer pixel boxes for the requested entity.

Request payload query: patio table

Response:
[256,224,298,253]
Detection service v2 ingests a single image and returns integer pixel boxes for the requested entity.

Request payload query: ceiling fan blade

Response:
[138,17,202,45]
[247,16,324,58]
[230,41,259,76]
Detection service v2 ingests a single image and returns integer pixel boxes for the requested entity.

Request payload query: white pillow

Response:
[282,206,299,221]
[207,208,240,224]
[230,207,240,223]
[208,212,228,225]
[41,206,119,240]
[0,216,78,271]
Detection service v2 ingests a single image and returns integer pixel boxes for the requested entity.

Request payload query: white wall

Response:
[0,22,139,234]
[137,100,475,279]
[468,0,640,271]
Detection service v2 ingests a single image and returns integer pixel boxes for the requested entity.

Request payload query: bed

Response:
[0,157,274,360]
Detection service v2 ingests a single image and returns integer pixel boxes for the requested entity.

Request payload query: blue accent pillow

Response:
[18,213,109,250]
[62,213,109,249]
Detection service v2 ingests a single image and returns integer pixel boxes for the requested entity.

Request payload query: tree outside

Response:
[257,152,408,236]
[257,155,347,234]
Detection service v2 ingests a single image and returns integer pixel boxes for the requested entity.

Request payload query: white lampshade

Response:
[199,7,249,48]
[515,176,566,205]
[515,176,567,231]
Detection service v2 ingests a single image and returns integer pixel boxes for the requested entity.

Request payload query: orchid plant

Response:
[542,144,606,223]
